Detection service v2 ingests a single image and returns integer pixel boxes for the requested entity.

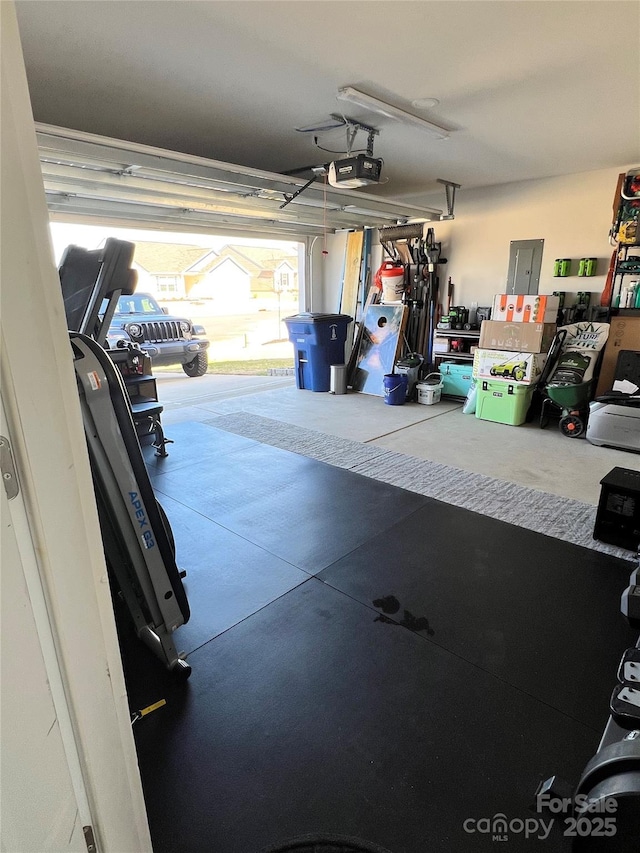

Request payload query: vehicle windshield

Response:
[113,294,163,315]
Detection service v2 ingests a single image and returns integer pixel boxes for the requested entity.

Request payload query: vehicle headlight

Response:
[179,321,190,333]
[127,323,143,338]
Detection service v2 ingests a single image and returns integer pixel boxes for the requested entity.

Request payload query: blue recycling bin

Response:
[284,313,353,391]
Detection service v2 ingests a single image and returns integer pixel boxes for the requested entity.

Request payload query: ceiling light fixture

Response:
[411,97,440,110]
[336,87,449,140]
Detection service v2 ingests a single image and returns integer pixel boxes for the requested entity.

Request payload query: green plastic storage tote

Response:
[475,380,534,426]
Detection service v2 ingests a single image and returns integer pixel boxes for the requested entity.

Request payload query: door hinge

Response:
[83,825,97,853]
[0,435,19,500]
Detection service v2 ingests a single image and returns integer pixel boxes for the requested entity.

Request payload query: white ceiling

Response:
[15,0,640,209]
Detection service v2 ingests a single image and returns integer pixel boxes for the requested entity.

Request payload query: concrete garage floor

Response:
[154,371,640,505]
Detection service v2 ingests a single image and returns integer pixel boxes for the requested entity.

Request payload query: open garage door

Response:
[36,123,442,239]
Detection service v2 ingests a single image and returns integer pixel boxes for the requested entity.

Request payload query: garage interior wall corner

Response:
[315,230,347,313]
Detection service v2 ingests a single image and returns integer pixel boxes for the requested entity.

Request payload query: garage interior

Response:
[2,2,640,852]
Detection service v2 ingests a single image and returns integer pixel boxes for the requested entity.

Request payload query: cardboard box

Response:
[492,294,560,323]
[479,321,556,353]
[433,336,451,353]
[473,348,547,385]
[595,316,640,396]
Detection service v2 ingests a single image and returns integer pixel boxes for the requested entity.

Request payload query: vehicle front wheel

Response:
[182,352,208,377]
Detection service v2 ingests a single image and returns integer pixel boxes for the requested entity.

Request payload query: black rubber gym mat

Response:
[143,420,258,473]
[133,579,601,853]
[153,492,308,654]
[122,423,636,853]
[319,499,636,731]
[151,441,428,574]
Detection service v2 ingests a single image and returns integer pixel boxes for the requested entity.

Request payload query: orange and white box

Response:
[492,294,560,323]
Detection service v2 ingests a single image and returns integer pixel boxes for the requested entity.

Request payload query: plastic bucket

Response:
[395,353,424,399]
[383,373,408,405]
[380,263,405,303]
[416,373,443,405]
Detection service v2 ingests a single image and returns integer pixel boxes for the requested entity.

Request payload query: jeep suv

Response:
[106,293,210,377]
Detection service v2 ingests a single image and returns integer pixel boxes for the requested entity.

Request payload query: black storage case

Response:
[593,467,640,551]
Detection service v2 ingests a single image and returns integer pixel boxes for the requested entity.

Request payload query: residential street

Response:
[161,299,297,361]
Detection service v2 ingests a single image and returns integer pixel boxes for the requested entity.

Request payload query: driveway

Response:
[154,370,294,426]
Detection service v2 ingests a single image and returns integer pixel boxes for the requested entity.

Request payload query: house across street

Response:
[132,240,299,307]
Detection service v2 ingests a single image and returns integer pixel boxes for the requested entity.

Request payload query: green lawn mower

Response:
[490,358,528,381]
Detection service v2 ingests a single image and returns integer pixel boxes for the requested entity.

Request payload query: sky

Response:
[49,221,300,264]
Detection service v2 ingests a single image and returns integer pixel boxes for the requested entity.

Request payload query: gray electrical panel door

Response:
[506,239,544,294]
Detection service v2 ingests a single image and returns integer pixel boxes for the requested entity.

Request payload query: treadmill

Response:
[60,238,191,678]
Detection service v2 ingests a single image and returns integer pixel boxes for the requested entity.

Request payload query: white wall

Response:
[440,165,632,308]
[1,4,152,850]
[313,166,633,315]
[316,230,383,314]
[314,231,346,312]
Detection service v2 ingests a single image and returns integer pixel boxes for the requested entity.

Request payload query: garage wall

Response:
[315,165,633,316]
[315,230,383,314]
[438,165,632,308]
[316,231,345,313]
[1,3,152,848]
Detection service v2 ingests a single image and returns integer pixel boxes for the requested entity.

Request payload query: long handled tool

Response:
[422,229,446,368]
[378,223,447,366]
[601,171,628,306]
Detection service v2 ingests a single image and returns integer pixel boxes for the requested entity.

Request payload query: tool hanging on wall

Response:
[376,223,447,369]
[423,229,446,365]
[376,224,447,369]
[401,251,419,357]
[378,222,428,244]
[446,277,454,314]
